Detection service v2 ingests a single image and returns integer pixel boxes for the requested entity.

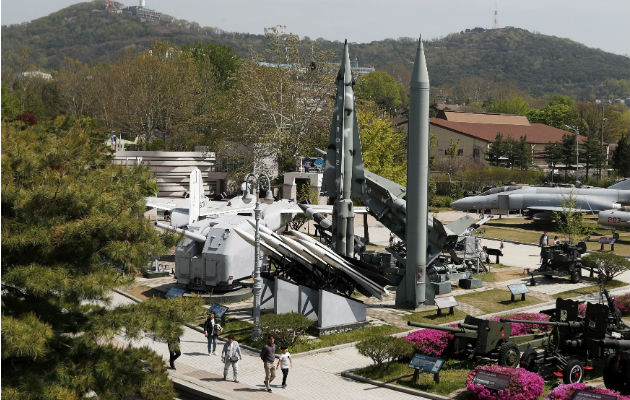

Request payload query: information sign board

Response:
[472,370,511,391]
[434,296,458,316]
[408,353,444,384]
[207,303,229,319]
[571,390,617,400]
[408,353,445,374]
[508,283,529,301]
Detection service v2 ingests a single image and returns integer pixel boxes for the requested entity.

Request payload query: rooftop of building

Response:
[436,110,531,126]
[430,118,586,145]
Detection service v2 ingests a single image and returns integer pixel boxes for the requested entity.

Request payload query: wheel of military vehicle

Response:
[498,341,520,368]
[570,268,581,283]
[576,241,587,254]
[603,354,630,395]
[519,348,539,372]
[562,359,584,384]
[612,232,620,241]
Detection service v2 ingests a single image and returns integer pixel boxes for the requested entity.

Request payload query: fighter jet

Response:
[598,208,630,232]
[451,179,630,220]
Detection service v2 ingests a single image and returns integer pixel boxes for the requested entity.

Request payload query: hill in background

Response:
[2,1,629,99]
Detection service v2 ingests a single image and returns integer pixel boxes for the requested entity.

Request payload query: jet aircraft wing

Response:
[527,206,589,213]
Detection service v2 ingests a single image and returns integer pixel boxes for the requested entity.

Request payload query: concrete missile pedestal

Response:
[263,277,368,335]
[459,278,483,289]
[432,281,452,295]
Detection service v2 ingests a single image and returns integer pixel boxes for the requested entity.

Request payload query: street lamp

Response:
[242,172,274,342]
[564,125,580,185]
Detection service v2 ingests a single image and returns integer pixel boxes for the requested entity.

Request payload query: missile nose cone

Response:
[343,40,352,84]
[410,37,429,89]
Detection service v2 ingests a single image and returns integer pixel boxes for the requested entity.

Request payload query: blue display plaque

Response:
[508,283,529,301]
[408,353,445,384]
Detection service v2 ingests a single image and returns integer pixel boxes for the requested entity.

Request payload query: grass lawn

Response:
[552,279,628,299]
[455,288,545,314]
[404,308,467,324]
[353,358,478,396]
[478,227,541,244]
[219,318,404,353]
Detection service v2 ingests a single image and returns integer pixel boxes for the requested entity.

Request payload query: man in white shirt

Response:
[221,335,242,382]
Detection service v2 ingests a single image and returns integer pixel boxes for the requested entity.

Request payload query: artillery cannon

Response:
[529,242,587,285]
[408,315,521,367]
[600,339,630,395]
[500,297,620,384]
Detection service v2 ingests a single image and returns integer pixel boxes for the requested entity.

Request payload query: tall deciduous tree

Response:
[357,105,407,185]
[355,70,408,115]
[486,93,529,115]
[1,120,203,398]
[226,27,334,175]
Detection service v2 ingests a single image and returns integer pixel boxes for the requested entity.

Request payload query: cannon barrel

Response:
[499,318,583,329]
[155,222,207,243]
[407,321,466,334]
[599,339,630,351]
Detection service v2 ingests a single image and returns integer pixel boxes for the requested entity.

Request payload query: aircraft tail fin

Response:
[608,178,630,190]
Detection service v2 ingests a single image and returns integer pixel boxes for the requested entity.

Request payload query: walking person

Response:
[276,346,293,389]
[204,311,221,355]
[221,334,242,382]
[260,334,276,392]
[167,337,181,370]
[539,231,549,247]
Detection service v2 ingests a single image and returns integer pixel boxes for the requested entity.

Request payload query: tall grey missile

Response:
[321,40,366,258]
[396,38,432,308]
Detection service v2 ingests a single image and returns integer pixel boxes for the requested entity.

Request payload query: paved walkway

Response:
[111,291,424,400]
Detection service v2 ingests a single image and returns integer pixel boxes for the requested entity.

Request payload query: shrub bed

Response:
[615,292,630,316]
[405,329,453,357]
[260,312,312,348]
[544,383,630,400]
[466,365,544,400]
[489,312,551,336]
[356,336,413,366]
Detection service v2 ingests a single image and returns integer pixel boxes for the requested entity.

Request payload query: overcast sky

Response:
[2,0,629,56]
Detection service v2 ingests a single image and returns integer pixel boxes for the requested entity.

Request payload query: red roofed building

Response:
[391,111,596,169]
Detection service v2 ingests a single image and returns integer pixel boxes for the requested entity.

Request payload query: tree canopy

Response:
[355,70,408,115]
[1,118,203,399]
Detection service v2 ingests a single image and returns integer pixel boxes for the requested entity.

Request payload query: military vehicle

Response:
[529,241,588,284]
[600,339,630,395]
[450,179,630,220]
[408,316,523,368]
[501,291,630,384]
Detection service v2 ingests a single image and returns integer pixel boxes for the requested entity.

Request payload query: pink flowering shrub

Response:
[466,365,544,400]
[405,329,453,357]
[489,313,552,336]
[545,383,630,400]
[578,302,587,317]
[614,292,630,316]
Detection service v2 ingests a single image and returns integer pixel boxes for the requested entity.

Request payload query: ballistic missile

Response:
[397,38,431,308]
[321,40,366,258]
[298,203,332,231]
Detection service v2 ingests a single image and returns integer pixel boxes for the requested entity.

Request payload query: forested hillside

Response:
[2,1,629,99]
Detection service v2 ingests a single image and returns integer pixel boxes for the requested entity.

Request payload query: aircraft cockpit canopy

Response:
[480,185,523,196]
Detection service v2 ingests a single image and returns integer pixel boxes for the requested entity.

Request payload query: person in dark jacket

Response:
[203,311,221,355]
[167,337,181,370]
[260,334,276,392]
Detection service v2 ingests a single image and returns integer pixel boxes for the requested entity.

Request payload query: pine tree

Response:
[1,119,203,399]
[612,134,630,177]
[487,133,505,166]
[544,142,564,182]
